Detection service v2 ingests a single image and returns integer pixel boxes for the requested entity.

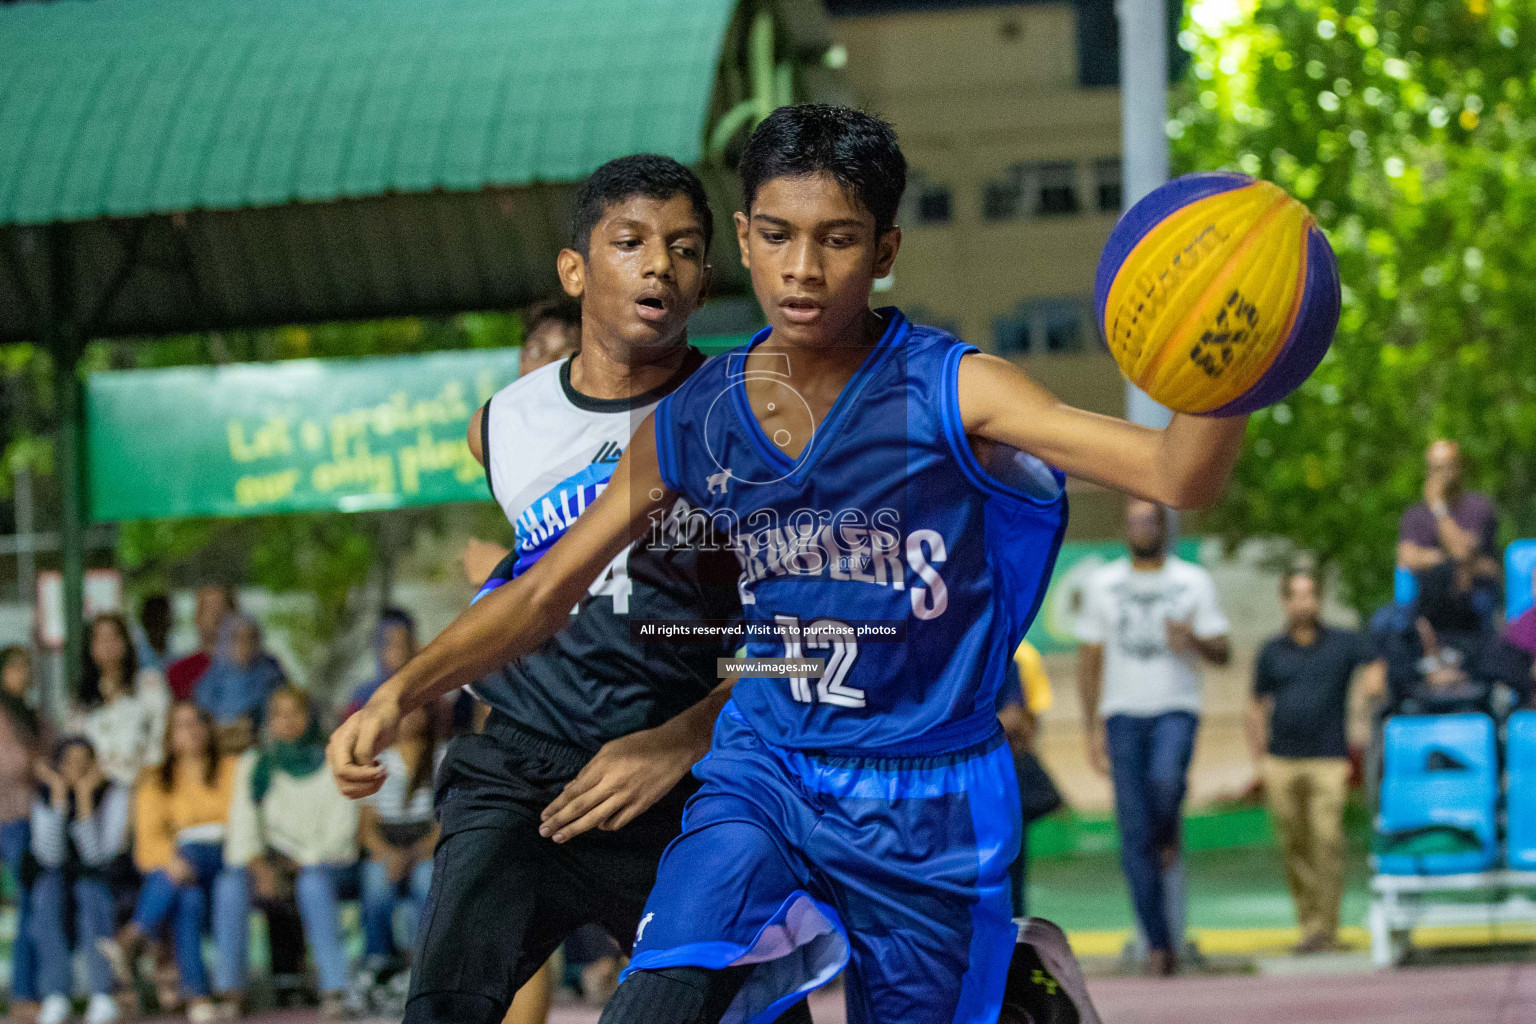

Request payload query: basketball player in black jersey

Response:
[331,155,809,1024]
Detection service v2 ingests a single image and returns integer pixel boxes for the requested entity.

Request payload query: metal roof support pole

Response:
[45,224,87,695]
[1118,0,1173,434]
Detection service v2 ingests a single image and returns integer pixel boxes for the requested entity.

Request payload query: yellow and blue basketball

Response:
[1094,172,1340,416]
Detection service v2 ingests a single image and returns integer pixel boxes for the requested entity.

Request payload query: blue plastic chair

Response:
[1375,713,1499,875]
[1508,540,1536,622]
[1507,711,1536,871]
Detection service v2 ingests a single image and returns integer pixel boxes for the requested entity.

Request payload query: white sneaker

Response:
[38,995,72,1024]
[85,994,119,1024]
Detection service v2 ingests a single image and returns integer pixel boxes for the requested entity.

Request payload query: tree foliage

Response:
[1172,0,1536,613]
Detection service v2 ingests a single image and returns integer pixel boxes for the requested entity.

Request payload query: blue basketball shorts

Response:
[622,704,1022,1024]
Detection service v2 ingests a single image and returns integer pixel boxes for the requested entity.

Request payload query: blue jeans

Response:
[30,870,114,997]
[222,863,355,994]
[1,818,37,1001]
[359,857,432,960]
[132,842,246,997]
[1105,711,1199,952]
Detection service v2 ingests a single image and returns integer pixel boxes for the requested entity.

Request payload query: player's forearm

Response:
[661,679,734,760]
[1152,413,1248,509]
[958,355,1247,509]
[379,571,581,716]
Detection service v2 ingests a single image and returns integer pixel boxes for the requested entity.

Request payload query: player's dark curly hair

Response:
[568,154,714,255]
[737,104,907,235]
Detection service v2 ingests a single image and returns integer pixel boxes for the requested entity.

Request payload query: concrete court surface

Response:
[123,960,1532,1024]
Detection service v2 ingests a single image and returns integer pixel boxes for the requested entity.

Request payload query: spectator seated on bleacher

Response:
[226,687,359,1019]
[1374,562,1532,716]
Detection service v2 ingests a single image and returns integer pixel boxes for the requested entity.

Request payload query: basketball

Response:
[1094,172,1341,417]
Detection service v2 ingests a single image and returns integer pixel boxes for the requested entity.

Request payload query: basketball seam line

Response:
[1132,188,1294,403]
[1226,215,1313,406]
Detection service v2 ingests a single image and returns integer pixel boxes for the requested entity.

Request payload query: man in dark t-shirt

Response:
[1248,570,1383,954]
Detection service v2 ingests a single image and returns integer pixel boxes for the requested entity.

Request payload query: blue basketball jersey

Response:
[654,309,1067,753]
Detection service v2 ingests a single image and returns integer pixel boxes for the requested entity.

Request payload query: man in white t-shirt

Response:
[1076,499,1230,976]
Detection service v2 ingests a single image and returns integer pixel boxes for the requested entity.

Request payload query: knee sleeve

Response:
[599,965,753,1024]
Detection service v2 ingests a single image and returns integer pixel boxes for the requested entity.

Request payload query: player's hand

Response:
[327,691,401,799]
[1087,728,1111,776]
[540,725,695,843]
[460,538,510,586]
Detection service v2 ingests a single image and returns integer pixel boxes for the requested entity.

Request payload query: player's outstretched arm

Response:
[328,415,675,797]
[956,352,1247,510]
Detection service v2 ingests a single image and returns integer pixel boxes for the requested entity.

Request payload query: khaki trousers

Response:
[1264,755,1350,942]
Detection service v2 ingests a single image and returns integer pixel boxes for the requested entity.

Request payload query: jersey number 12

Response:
[774,614,865,708]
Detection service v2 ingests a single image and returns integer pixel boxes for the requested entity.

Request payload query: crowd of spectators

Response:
[1245,437,1533,959]
[0,300,588,1024]
[0,595,440,1024]
[1073,437,1535,974]
[1376,440,1533,715]
[1,431,1531,1019]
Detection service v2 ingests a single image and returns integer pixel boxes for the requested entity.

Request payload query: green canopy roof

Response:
[0,0,736,227]
[0,0,748,343]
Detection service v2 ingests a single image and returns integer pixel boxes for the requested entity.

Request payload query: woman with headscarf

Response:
[194,614,286,754]
[225,687,358,1018]
[73,613,170,788]
[0,646,44,1019]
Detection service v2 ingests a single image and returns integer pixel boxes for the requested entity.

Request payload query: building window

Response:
[982,177,1021,221]
[1035,162,1079,216]
[1095,158,1122,212]
[982,162,1079,220]
[994,297,1095,355]
[900,172,954,226]
[917,185,953,224]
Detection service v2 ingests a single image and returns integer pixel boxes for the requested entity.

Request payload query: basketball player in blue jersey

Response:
[334,106,1248,1023]
[336,154,809,1024]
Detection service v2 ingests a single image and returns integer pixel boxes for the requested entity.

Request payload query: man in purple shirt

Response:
[1397,439,1500,581]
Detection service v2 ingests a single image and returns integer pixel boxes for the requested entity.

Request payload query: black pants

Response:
[405,714,693,1024]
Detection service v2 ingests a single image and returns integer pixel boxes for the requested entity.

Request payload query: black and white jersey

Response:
[472,349,740,751]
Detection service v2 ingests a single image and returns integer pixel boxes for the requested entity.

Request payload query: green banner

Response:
[87,349,520,521]
[1025,538,1204,654]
